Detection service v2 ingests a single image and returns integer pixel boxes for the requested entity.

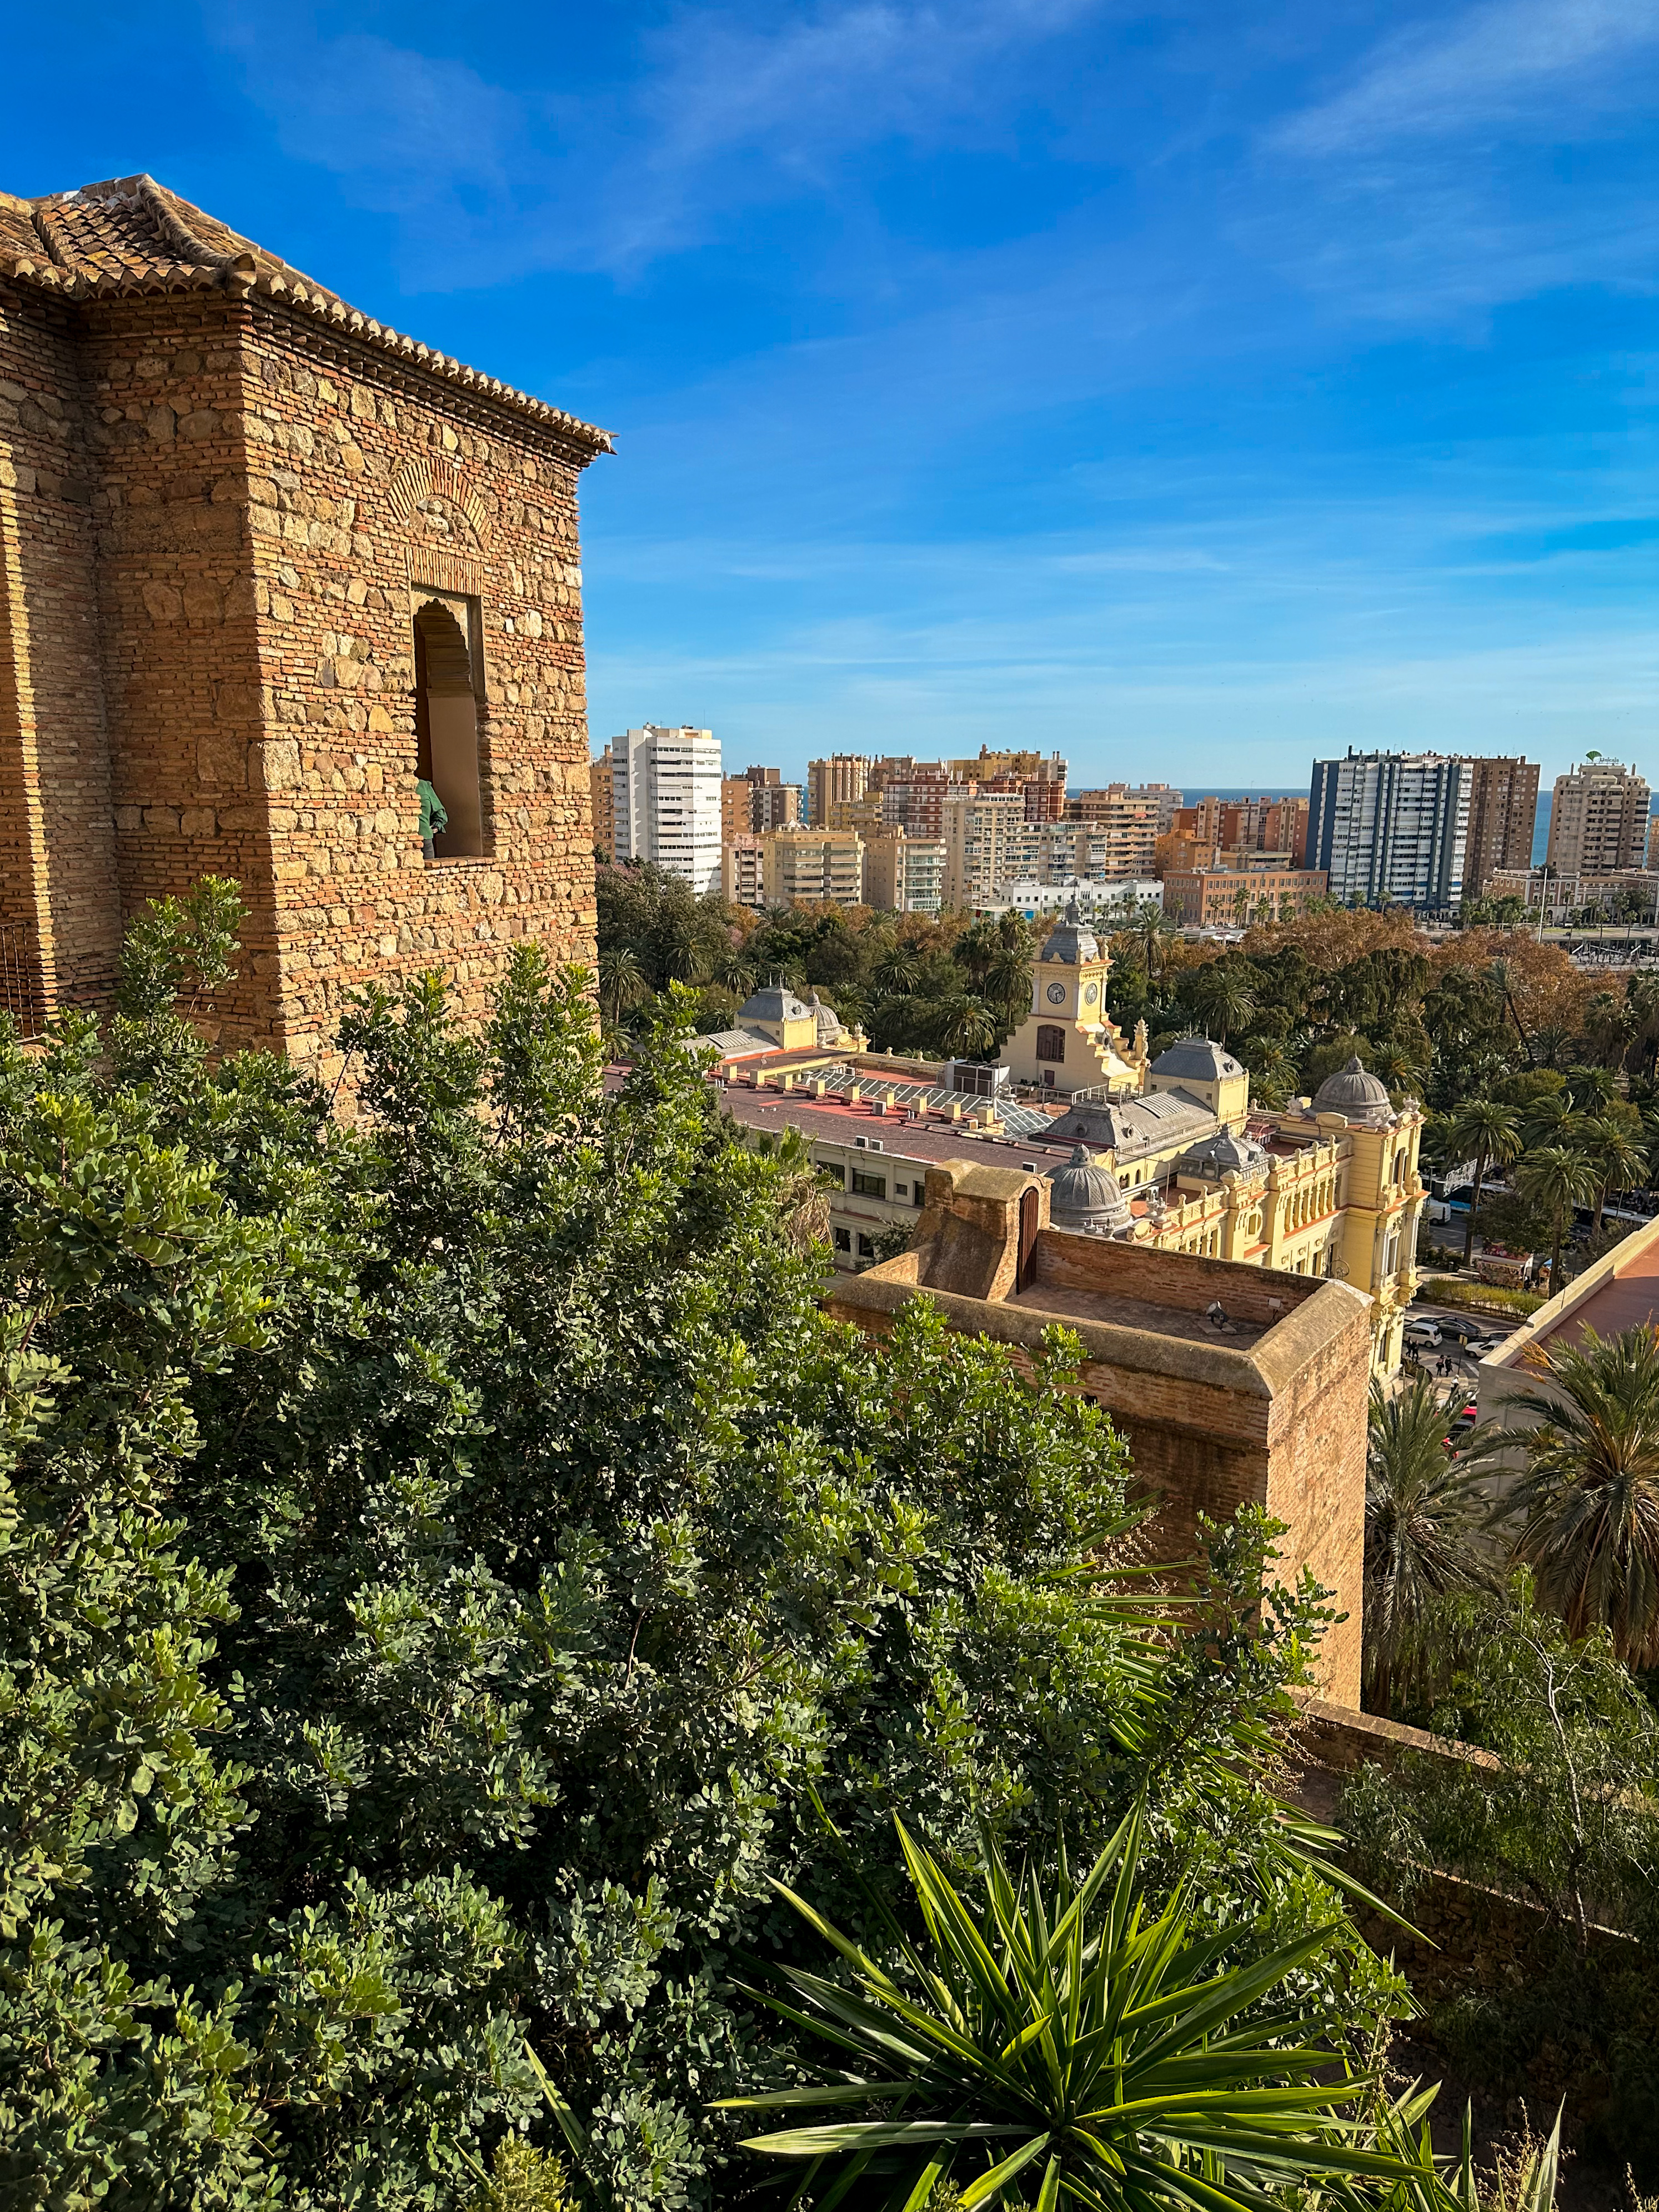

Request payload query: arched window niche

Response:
[412,592,485,858]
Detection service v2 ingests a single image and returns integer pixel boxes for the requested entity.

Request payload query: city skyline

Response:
[11,3,1659,784]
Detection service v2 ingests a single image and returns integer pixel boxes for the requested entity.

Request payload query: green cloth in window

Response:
[418,779,449,842]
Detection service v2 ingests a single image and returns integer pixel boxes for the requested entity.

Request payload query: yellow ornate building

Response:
[1005,904,1424,1375]
[699,904,1425,1377]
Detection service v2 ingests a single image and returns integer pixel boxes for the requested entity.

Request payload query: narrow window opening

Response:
[413,597,484,858]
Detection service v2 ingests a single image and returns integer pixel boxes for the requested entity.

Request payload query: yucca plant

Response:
[1316,2083,1560,2212]
[717,1804,1415,2211]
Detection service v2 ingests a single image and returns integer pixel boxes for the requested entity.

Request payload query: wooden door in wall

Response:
[1017,1185,1041,1292]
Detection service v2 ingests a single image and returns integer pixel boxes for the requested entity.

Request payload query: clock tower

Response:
[999,900,1144,1095]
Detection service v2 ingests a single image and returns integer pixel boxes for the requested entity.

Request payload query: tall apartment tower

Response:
[590,746,617,860]
[946,748,1069,820]
[806,753,870,825]
[752,781,803,832]
[1460,758,1539,894]
[721,764,801,840]
[871,758,953,839]
[1307,752,1470,911]
[1062,788,1161,880]
[1546,760,1649,874]
[941,790,1029,909]
[611,725,723,893]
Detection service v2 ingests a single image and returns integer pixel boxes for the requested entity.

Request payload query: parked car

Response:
[1430,1313,1488,1345]
[1403,1319,1442,1347]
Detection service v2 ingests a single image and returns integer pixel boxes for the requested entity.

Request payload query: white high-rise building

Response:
[1308,750,1470,912]
[611,725,723,893]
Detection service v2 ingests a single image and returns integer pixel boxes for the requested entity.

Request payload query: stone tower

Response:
[0,174,609,1072]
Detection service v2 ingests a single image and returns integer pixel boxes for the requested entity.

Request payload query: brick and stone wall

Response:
[0,282,122,1014]
[829,1166,1370,1703]
[1,270,600,1065]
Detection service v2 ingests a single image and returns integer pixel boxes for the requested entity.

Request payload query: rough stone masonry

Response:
[0,173,608,1073]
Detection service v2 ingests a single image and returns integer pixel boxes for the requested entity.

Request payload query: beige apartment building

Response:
[590,745,615,860]
[721,835,766,907]
[806,753,870,825]
[863,829,946,914]
[1462,757,1539,894]
[1547,760,1649,875]
[1064,787,1161,878]
[942,789,1029,907]
[760,827,864,905]
[826,792,889,837]
[871,757,954,839]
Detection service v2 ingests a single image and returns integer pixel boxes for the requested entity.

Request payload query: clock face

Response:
[1045,982,1066,1005]
[1082,982,1099,1005]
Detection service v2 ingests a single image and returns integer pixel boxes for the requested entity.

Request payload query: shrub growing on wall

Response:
[0,883,1402,2208]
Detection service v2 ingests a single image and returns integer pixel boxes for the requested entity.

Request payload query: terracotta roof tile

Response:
[1,174,611,457]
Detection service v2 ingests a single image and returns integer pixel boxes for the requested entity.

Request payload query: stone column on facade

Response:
[1264,1160,1287,1270]
[1221,1173,1247,1261]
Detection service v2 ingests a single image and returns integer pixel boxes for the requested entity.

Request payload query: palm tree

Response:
[1516,1143,1598,1291]
[1580,990,1634,1072]
[720,1804,1415,2212]
[1369,1039,1427,1098]
[1578,1113,1647,1232]
[1129,898,1174,988]
[708,943,756,997]
[1530,1023,1573,1072]
[1486,955,1534,1064]
[753,1125,833,1254]
[871,938,923,1000]
[933,994,999,1062]
[1520,1089,1577,1151]
[1565,1064,1618,1114]
[1444,1097,1522,1267]
[985,942,1034,1032]
[1495,1323,1659,1667]
[1240,1036,1298,1108]
[1364,1378,1496,1715]
[597,945,649,1031]
[1625,969,1659,1078]
[1193,965,1256,1043]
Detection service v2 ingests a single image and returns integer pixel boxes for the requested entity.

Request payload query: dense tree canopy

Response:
[0,885,1397,2209]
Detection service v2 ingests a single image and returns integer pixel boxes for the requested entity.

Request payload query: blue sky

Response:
[11,0,1659,789]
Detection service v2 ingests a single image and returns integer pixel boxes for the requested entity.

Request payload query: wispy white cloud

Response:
[1276,0,1659,157]
[214,0,1113,283]
[638,0,1097,167]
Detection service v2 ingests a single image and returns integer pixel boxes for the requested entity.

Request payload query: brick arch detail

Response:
[387,454,494,550]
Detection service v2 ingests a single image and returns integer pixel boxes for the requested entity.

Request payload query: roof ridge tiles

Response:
[2,172,613,458]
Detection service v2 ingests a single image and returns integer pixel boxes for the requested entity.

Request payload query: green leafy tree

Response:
[0,890,1388,2208]
[1339,1580,1659,2173]
[1344,1578,1659,1949]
